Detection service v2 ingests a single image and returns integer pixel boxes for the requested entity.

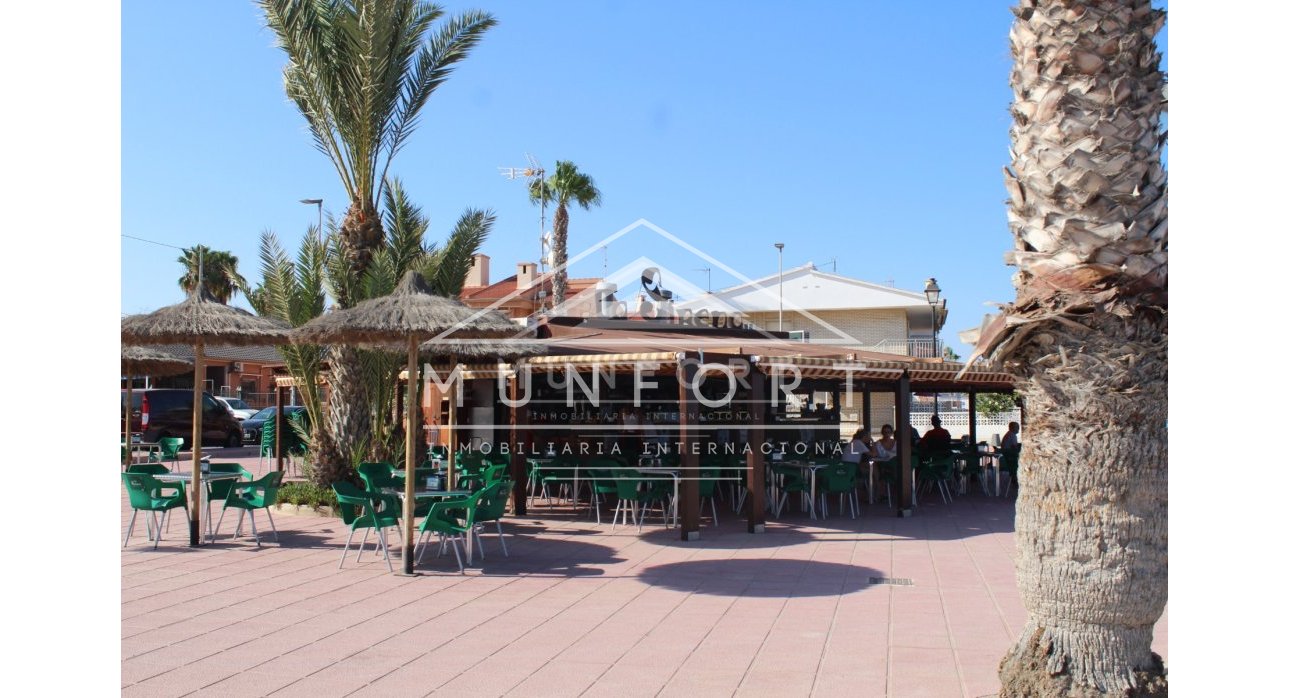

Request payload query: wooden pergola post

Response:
[189,341,205,546]
[968,389,978,446]
[678,357,700,540]
[508,372,529,516]
[746,368,766,533]
[896,371,914,516]
[275,381,285,474]
[862,386,872,432]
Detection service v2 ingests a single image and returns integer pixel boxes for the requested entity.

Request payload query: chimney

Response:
[516,262,537,290]
[466,254,489,287]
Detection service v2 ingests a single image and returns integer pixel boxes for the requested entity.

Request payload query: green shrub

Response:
[275,481,337,510]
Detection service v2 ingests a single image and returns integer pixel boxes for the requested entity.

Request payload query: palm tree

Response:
[259,1,496,298]
[251,179,494,487]
[177,245,249,303]
[259,0,496,470]
[529,160,602,307]
[981,1,1168,695]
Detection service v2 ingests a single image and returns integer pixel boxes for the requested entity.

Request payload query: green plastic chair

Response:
[698,467,721,526]
[583,464,620,524]
[258,416,277,470]
[466,480,514,560]
[205,463,251,530]
[126,463,170,476]
[818,462,859,519]
[771,463,811,517]
[611,470,669,532]
[332,481,401,572]
[919,453,956,504]
[122,472,187,549]
[214,471,283,546]
[150,437,183,469]
[415,493,472,572]
[357,462,403,491]
[958,449,989,495]
[999,445,1021,497]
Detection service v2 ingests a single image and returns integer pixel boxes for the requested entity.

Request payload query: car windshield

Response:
[249,407,276,421]
[225,399,249,409]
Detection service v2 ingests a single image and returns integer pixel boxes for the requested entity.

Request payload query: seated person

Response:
[1000,421,1020,451]
[918,415,952,454]
[874,424,898,461]
[842,428,875,465]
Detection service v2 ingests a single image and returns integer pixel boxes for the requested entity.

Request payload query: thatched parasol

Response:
[122,286,291,546]
[291,270,519,575]
[122,346,192,467]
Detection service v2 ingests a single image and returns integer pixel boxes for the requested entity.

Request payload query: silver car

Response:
[216,397,256,421]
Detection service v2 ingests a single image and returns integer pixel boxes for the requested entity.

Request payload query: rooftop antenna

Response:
[694,267,711,292]
[601,244,608,277]
[886,277,895,287]
[500,154,548,306]
[824,257,837,273]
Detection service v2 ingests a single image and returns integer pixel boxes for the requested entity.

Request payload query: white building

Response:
[677,262,947,357]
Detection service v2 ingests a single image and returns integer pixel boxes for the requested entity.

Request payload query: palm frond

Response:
[382,177,430,275]
[377,9,498,198]
[422,208,494,297]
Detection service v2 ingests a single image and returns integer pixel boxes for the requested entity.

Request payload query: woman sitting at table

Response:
[842,428,875,465]
[874,424,898,462]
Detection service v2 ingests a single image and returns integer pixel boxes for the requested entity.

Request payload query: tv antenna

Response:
[500,154,549,306]
[600,245,608,276]
[824,257,837,273]
[694,267,711,292]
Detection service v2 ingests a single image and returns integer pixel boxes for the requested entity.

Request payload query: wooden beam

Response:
[896,372,914,516]
[862,387,872,432]
[678,357,700,540]
[508,374,528,516]
[190,341,204,546]
[746,369,766,533]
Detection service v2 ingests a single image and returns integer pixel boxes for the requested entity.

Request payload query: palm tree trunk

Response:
[998,313,1167,697]
[551,204,569,307]
[995,1,1168,694]
[314,344,370,486]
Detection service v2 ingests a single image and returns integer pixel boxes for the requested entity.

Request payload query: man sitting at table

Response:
[919,415,952,454]
[1000,421,1020,451]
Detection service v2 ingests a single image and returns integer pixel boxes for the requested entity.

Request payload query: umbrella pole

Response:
[124,365,132,468]
[402,337,418,576]
[447,354,458,490]
[190,341,204,547]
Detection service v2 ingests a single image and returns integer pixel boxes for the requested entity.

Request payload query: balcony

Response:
[861,338,942,358]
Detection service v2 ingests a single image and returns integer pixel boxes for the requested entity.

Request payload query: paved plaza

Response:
[122,451,1167,697]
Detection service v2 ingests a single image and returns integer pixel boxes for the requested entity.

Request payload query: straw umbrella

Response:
[291,270,518,575]
[121,345,192,467]
[121,286,291,546]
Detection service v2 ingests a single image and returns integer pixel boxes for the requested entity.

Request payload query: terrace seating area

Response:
[120,448,1166,696]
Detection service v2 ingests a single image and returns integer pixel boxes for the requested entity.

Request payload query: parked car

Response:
[241,406,308,445]
[216,396,256,421]
[121,389,243,449]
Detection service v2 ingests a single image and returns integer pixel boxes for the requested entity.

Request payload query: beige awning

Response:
[755,355,1013,388]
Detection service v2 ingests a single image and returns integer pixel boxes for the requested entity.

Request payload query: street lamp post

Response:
[923,277,942,359]
[774,243,785,331]
[300,198,323,232]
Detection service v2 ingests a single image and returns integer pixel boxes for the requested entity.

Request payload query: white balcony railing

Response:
[860,338,942,358]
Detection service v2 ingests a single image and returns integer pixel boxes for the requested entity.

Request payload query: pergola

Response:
[272,319,1015,540]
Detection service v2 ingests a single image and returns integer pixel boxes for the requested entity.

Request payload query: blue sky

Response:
[123,0,1167,357]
